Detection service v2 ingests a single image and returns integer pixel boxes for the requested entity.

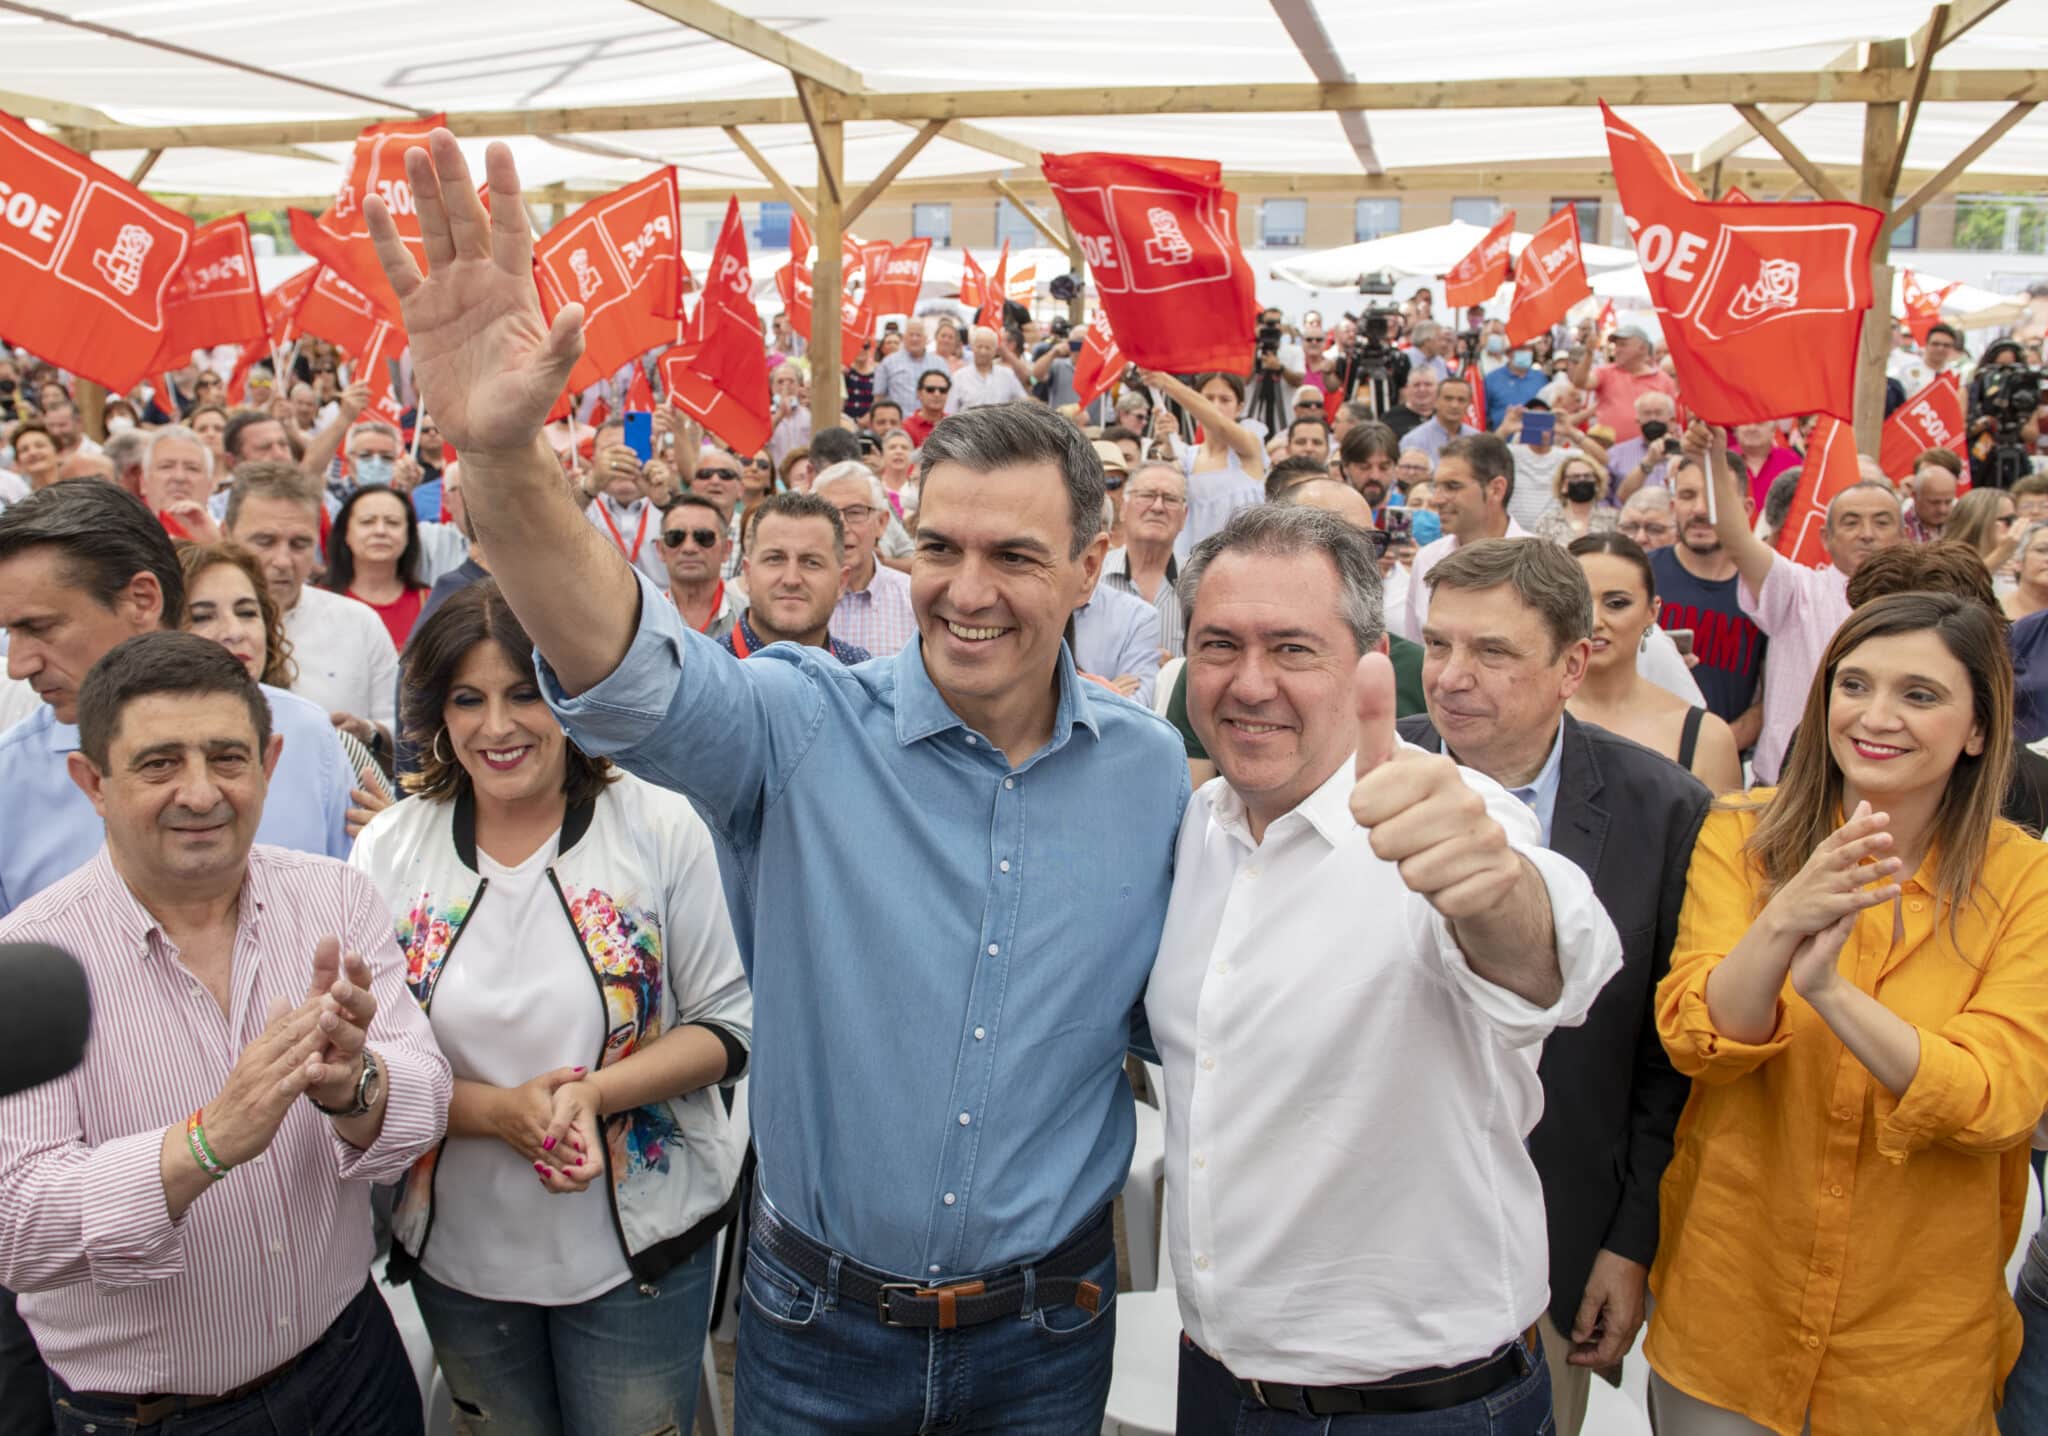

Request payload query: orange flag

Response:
[1443,213,1515,308]
[1505,207,1590,346]
[1879,371,1967,481]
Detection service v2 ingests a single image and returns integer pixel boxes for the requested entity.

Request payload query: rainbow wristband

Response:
[185,1110,230,1181]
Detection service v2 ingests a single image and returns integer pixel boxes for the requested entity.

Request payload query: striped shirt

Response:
[1101,547,1185,658]
[831,559,919,658]
[0,846,450,1395]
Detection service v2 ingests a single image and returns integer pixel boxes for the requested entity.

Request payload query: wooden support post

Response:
[74,380,107,443]
[808,116,846,432]
[1884,3,1948,197]
[1854,43,1907,457]
[128,149,162,185]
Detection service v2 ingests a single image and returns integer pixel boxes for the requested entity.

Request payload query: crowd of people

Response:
[0,130,2045,1436]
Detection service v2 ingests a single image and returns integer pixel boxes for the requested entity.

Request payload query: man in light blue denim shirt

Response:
[365,135,1188,1433]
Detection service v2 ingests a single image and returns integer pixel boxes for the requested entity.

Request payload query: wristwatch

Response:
[310,1048,383,1119]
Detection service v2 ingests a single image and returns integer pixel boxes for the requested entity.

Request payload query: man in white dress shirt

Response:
[224,464,398,750]
[1151,503,1621,1433]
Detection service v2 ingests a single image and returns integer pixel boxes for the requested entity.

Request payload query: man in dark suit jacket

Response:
[1404,537,1710,1435]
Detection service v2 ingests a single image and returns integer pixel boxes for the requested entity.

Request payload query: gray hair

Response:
[103,427,147,477]
[345,419,401,454]
[1178,504,1385,654]
[1620,485,1674,515]
[813,459,888,509]
[1129,459,1186,494]
[1764,470,1801,530]
[1410,321,1442,344]
[142,424,213,480]
[1825,479,1902,531]
[916,400,1105,558]
[1423,536,1592,658]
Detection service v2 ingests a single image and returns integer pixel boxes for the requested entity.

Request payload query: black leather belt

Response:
[751,1194,1113,1331]
[1230,1327,1539,1417]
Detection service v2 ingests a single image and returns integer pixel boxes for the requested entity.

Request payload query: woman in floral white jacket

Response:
[351,580,750,1436]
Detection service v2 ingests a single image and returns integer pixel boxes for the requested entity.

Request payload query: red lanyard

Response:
[597,499,651,563]
[690,581,725,635]
[729,617,753,658]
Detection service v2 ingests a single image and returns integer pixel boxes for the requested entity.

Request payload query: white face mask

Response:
[106,416,135,433]
[352,454,396,487]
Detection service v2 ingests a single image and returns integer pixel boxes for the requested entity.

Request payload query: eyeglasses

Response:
[920,384,950,395]
[835,504,877,524]
[1127,489,1186,508]
[662,527,722,549]
[1619,521,1676,540]
[695,468,741,483]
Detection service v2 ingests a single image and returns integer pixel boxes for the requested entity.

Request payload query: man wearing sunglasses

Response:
[659,493,744,643]
[902,373,950,447]
[689,455,748,580]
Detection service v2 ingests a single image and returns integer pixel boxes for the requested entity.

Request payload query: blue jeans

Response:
[411,1246,715,1436]
[2002,1225,2048,1436]
[733,1223,1118,1433]
[1176,1330,1554,1436]
[47,1281,422,1436]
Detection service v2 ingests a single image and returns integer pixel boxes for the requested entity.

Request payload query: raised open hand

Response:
[364,132,584,461]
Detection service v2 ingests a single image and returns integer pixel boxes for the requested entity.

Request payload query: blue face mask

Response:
[1409,507,1442,546]
[1485,334,1507,355]
[352,454,395,487]
[1511,348,1533,370]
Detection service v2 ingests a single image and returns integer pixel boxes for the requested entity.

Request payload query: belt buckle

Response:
[876,1278,987,1330]
[875,1281,924,1327]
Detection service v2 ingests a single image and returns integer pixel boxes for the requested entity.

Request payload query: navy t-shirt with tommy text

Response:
[1651,545,1767,728]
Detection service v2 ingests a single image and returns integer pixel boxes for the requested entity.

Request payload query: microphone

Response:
[0,945,90,1099]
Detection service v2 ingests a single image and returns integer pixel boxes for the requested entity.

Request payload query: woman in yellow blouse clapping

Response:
[1649,591,2048,1436]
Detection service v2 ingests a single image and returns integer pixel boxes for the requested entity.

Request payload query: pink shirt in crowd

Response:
[1588,364,1679,443]
[1738,555,1851,784]
[1733,444,1803,514]
[0,846,450,1396]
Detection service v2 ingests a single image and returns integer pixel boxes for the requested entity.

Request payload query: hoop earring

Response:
[432,729,453,766]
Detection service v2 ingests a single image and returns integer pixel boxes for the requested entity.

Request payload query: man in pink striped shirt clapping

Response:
[0,631,450,1435]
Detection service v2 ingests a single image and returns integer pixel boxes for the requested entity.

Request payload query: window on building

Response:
[1890,204,1920,251]
[1451,197,1502,227]
[1261,198,1308,248]
[753,201,791,252]
[1550,197,1602,244]
[912,203,952,246]
[1354,198,1401,242]
[1951,194,2048,254]
[996,199,1050,249]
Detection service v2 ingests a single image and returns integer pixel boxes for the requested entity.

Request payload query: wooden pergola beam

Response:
[1910,0,2008,56]
[1690,43,1866,172]
[720,126,818,231]
[794,78,842,208]
[1884,3,1949,197]
[127,149,161,185]
[939,121,1041,170]
[625,0,865,94]
[990,180,1068,249]
[1734,103,1850,202]
[1268,0,1383,174]
[67,67,2048,152]
[842,119,946,228]
[1889,99,2039,232]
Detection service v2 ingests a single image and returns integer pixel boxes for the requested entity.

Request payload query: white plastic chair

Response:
[1101,1180,1178,1435]
[1120,1063,1166,1292]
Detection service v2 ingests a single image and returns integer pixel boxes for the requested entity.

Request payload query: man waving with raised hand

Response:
[368,135,1192,1430]
[1151,503,1621,1434]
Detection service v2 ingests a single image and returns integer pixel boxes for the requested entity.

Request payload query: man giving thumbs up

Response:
[1147,503,1621,1433]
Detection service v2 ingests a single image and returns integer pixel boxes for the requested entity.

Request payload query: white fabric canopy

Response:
[1267,222,1640,289]
[4,1,2046,201]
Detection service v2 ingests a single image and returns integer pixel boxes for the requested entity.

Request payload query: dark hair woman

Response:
[325,483,427,649]
[1645,592,2048,1436]
[350,581,752,1435]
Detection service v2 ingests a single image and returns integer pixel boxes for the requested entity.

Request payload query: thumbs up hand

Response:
[1347,653,1522,921]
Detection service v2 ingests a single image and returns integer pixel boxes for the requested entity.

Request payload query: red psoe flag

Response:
[1458,362,1487,432]
[960,248,990,311]
[295,115,444,324]
[1879,370,1967,480]
[658,198,771,456]
[288,254,383,358]
[979,240,1010,332]
[867,238,932,318]
[776,210,815,340]
[1595,299,1616,338]
[150,215,266,369]
[1603,101,1883,425]
[1505,208,1591,346]
[533,168,686,381]
[355,320,409,428]
[263,266,317,349]
[1070,309,1126,408]
[1901,269,1960,345]
[626,361,654,414]
[1774,415,1864,568]
[1041,150,1257,374]
[0,112,193,392]
[1443,212,1516,309]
